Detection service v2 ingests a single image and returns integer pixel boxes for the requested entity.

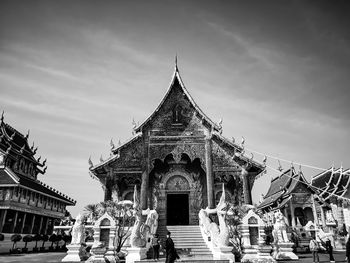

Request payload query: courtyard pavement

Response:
[0,250,347,262]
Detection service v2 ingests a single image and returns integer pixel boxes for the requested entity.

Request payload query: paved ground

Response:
[0,250,347,262]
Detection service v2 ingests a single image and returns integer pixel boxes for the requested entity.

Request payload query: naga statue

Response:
[71,214,85,245]
[199,184,231,247]
[130,186,159,248]
[130,185,147,248]
[272,210,289,243]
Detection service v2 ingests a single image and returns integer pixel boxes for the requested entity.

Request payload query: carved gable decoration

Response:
[166,175,189,191]
[111,138,143,169]
[212,140,240,169]
[248,216,258,224]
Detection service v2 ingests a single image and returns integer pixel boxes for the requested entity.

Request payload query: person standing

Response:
[346,237,350,263]
[325,238,335,263]
[309,236,319,263]
[165,231,179,263]
[152,234,160,261]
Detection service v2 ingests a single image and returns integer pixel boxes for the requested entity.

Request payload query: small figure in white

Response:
[71,214,85,245]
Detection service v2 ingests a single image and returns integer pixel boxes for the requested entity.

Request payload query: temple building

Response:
[0,113,76,234]
[258,167,322,228]
[89,64,265,229]
[311,167,350,229]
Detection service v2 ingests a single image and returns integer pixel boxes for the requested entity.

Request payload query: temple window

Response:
[172,104,182,123]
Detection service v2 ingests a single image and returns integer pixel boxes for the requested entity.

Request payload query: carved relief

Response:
[191,179,203,211]
[212,140,240,169]
[166,175,190,191]
[110,139,143,169]
[150,143,205,165]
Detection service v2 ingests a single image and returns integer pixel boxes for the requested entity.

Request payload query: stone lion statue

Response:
[272,210,289,243]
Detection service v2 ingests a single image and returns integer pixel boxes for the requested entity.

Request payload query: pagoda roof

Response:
[258,168,312,210]
[0,166,76,205]
[0,119,39,164]
[135,64,220,133]
[311,167,350,200]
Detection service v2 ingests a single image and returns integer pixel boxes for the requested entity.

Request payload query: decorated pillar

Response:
[205,136,215,209]
[140,171,149,209]
[241,166,252,205]
[0,209,7,232]
[337,199,345,227]
[20,212,27,233]
[311,194,319,227]
[320,206,326,228]
[289,198,296,228]
[10,210,18,233]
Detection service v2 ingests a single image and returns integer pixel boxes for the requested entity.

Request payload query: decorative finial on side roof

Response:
[37,156,41,162]
[25,129,30,140]
[1,111,4,123]
[100,155,104,162]
[20,145,25,154]
[33,147,38,155]
[6,144,12,154]
[88,156,93,168]
[110,138,115,150]
[263,156,267,166]
[132,118,137,135]
[232,137,235,144]
[42,158,47,166]
[10,132,15,140]
[118,139,121,146]
[277,160,283,172]
[217,118,223,134]
[241,136,245,149]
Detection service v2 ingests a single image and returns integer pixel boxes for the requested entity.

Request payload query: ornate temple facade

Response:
[89,65,264,229]
[0,114,76,234]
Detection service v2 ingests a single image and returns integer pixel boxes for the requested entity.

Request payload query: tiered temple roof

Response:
[258,167,313,210]
[0,114,75,205]
[311,167,350,201]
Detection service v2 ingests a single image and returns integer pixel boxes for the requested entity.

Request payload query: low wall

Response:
[0,233,65,254]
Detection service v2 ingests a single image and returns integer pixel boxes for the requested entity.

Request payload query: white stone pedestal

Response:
[61,244,81,262]
[212,246,235,263]
[91,246,108,263]
[256,240,275,263]
[241,247,258,262]
[125,247,148,263]
[274,242,298,260]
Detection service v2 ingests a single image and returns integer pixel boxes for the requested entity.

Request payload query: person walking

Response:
[346,237,350,263]
[309,236,319,263]
[325,238,335,263]
[165,231,179,263]
[152,234,160,261]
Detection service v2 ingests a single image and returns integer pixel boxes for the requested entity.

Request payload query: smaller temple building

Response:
[0,113,76,235]
[258,167,322,228]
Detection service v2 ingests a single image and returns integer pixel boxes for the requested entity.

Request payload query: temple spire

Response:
[175,54,178,72]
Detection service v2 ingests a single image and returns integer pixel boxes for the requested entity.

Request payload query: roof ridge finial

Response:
[175,53,178,72]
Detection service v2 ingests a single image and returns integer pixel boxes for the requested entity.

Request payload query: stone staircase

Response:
[166,225,213,259]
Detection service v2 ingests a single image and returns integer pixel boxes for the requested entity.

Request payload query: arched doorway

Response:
[166,175,190,225]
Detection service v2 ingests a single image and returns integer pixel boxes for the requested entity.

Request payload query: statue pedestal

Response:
[126,247,148,263]
[241,247,258,262]
[256,241,275,263]
[91,246,108,263]
[274,242,298,260]
[212,246,235,263]
[61,244,81,262]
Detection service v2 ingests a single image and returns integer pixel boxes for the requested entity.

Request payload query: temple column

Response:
[311,194,319,227]
[0,209,7,232]
[38,216,44,234]
[10,210,18,233]
[289,198,296,228]
[337,199,345,227]
[205,136,215,209]
[241,166,252,205]
[20,212,27,233]
[30,215,36,234]
[320,206,326,228]
[140,171,149,210]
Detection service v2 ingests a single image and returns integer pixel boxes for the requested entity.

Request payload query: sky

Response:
[0,0,350,216]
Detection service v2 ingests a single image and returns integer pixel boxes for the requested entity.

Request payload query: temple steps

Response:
[165,225,213,258]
